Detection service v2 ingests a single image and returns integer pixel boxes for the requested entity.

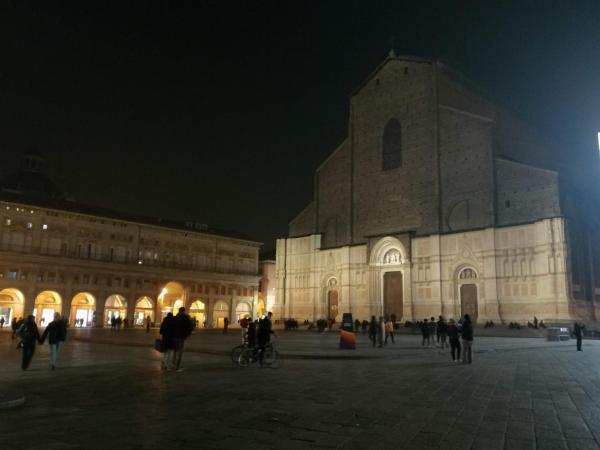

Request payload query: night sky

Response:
[1,2,599,251]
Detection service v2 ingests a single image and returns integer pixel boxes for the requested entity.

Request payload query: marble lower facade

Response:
[275,217,592,324]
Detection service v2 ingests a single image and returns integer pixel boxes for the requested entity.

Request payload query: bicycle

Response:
[230,341,248,364]
[238,339,282,369]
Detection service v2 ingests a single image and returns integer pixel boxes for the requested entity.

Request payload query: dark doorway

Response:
[460,284,478,321]
[327,290,338,323]
[383,271,403,320]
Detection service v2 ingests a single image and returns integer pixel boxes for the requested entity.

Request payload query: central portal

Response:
[460,284,478,321]
[327,290,339,323]
[383,271,403,320]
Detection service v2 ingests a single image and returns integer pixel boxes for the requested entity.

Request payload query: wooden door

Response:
[327,290,339,322]
[460,284,478,321]
[383,271,403,320]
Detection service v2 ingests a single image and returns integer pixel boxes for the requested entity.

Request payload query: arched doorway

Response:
[189,300,206,327]
[0,288,25,325]
[134,297,154,326]
[105,295,127,325]
[158,281,185,320]
[34,291,62,326]
[70,292,95,327]
[213,301,230,328]
[235,301,252,321]
[458,268,478,321]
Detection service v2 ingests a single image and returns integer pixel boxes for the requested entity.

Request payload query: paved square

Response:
[1,329,600,449]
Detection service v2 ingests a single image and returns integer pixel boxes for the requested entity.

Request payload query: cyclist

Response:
[256,312,275,365]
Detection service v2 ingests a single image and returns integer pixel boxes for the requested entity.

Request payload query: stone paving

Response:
[1,330,600,449]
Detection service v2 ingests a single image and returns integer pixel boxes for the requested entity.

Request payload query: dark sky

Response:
[1,1,600,250]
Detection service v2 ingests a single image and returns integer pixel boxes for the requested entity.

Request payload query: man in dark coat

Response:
[172,307,192,372]
[256,312,275,365]
[39,312,67,370]
[461,314,474,364]
[160,312,175,370]
[18,315,41,370]
[574,322,585,351]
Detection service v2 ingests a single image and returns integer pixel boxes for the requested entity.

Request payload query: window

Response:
[5,219,11,226]
[8,270,17,279]
[42,224,48,230]
[382,118,402,170]
[26,222,33,230]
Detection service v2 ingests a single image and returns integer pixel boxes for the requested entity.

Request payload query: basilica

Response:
[275,53,600,324]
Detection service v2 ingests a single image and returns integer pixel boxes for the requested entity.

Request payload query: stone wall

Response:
[276,218,578,324]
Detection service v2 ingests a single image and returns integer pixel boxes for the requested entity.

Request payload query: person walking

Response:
[39,312,67,370]
[385,318,395,344]
[172,307,192,372]
[447,318,461,362]
[377,317,385,348]
[420,319,430,347]
[461,314,474,364]
[159,312,176,370]
[368,316,377,348]
[0,316,4,328]
[574,322,585,351]
[17,315,41,370]
[145,315,152,333]
[437,316,448,349]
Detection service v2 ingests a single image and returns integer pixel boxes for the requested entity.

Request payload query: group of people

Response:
[241,312,275,365]
[12,313,68,370]
[419,315,474,364]
[366,316,396,348]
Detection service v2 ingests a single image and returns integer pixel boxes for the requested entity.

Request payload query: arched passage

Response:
[70,292,96,327]
[235,301,252,321]
[34,291,62,326]
[190,300,206,327]
[158,281,185,320]
[212,300,230,328]
[105,295,127,325]
[134,296,154,326]
[0,288,25,325]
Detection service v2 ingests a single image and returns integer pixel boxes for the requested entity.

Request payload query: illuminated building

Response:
[276,53,600,324]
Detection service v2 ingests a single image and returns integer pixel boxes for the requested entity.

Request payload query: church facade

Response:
[275,54,600,324]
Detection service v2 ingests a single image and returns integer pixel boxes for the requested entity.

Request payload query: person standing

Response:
[172,307,192,372]
[39,312,67,370]
[368,316,377,348]
[461,314,474,364]
[145,315,152,333]
[385,318,395,344]
[17,315,41,370]
[437,316,448,349]
[11,317,18,339]
[420,319,430,347]
[159,312,176,370]
[223,317,229,334]
[447,318,461,362]
[574,322,585,351]
[256,312,275,365]
[0,316,5,328]
[377,317,385,348]
[239,316,250,343]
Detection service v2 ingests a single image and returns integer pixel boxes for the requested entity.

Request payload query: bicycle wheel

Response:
[238,348,253,367]
[264,348,282,369]
[230,344,246,363]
